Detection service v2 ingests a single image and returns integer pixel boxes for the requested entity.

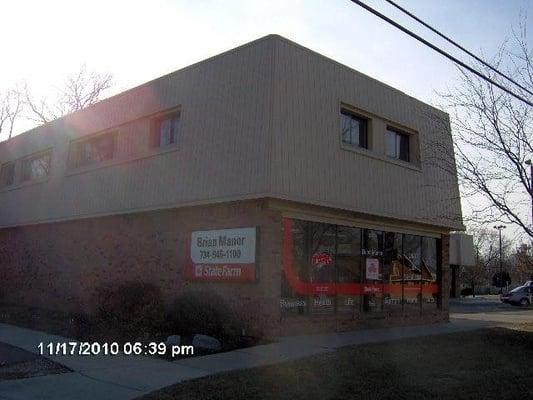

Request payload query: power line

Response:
[349,0,533,107]
[384,0,533,97]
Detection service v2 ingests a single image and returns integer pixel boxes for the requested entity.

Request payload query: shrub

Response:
[166,290,240,340]
[460,287,473,297]
[95,281,165,339]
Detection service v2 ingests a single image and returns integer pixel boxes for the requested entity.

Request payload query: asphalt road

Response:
[450,296,533,325]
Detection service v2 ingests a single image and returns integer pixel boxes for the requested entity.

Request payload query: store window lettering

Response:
[311,252,333,265]
[362,249,383,257]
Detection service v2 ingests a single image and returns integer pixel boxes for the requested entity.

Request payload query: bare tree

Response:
[460,228,498,296]
[23,65,112,125]
[0,88,23,140]
[511,242,533,282]
[440,17,533,237]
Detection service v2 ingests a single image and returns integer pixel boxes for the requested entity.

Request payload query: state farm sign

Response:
[186,227,257,282]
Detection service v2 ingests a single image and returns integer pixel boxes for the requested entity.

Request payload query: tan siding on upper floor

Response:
[0,38,275,226]
[270,37,462,230]
[0,35,462,231]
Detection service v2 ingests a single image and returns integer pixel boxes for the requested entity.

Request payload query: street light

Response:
[493,225,506,294]
[525,159,533,226]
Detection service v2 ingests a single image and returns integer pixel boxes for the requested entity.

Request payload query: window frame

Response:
[386,127,411,163]
[21,150,52,183]
[150,111,180,148]
[68,131,118,169]
[0,161,15,188]
[340,109,370,150]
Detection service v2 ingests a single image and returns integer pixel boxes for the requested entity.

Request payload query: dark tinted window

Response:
[70,133,116,168]
[384,232,403,311]
[403,235,421,309]
[386,128,410,162]
[281,219,442,317]
[0,162,15,187]
[22,152,51,181]
[341,110,368,149]
[151,112,180,147]
[336,225,361,314]
[336,226,361,283]
[362,229,384,312]
[421,237,438,308]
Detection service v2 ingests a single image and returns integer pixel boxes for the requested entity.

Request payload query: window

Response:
[421,237,438,309]
[341,110,368,149]
[383,232,403,311]
[362,229,384,313]
[386,128,410,162]
[403,235,422,310]
[336,226,362,314]
[0,162,15,187]
[151,112,180,147]
[281,218,442,317]
[70,132,116,168]
[22,152,51,182]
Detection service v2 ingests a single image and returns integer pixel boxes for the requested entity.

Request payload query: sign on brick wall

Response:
[186,227,257,282]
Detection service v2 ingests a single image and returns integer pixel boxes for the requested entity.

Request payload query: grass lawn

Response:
[139,326,533,400]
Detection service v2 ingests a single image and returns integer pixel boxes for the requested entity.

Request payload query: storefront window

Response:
[403,235,422,311]
[421,237,438,309]
[307,222,336,315]
[280,219,308,316]
[281,218,441,317]
[362,229,384,312]
[383,232,403,312]
[336,226,361,314]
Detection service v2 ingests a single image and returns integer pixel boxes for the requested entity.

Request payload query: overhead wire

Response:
[349,0,533,107]
[384,0,533,97]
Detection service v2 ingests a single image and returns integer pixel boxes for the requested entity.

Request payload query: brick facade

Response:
[0,199,449,338]
[0,200,282,336]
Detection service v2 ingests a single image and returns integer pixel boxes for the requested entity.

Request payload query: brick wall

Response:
[0,199,283,336]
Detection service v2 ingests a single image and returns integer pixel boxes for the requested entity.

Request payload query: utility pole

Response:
[493,225,506,294]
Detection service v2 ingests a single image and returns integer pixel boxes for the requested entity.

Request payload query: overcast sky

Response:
[1,0,532,236]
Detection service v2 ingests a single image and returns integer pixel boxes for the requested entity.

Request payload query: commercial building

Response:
[0,35,463,336]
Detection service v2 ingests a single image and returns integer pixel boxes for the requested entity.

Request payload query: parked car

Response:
[524,281,533,287]
[500,286,533,306]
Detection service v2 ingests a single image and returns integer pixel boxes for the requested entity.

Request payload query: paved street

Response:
[450,296,533,325]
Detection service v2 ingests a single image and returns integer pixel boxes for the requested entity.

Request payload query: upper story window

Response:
[70,132,117,168]
[151,112,180,148]
[0,162,15,187]
[22,151,51,182]
[386,127,410,162]
[341,110,368,149]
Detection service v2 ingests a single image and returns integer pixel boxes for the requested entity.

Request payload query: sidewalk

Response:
[0,318,494,400]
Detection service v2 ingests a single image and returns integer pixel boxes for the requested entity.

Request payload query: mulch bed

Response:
[0,342,71,381]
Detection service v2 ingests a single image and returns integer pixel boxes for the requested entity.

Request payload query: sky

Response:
[1,0,530,114]
[1,0,532,237]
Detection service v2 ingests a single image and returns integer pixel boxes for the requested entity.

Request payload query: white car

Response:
[500,286,533,306]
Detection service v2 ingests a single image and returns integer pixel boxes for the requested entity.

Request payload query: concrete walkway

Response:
[0,318,495,400]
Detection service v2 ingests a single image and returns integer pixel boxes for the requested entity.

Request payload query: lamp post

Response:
[525,160,533,227]
[493,225,506,294]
